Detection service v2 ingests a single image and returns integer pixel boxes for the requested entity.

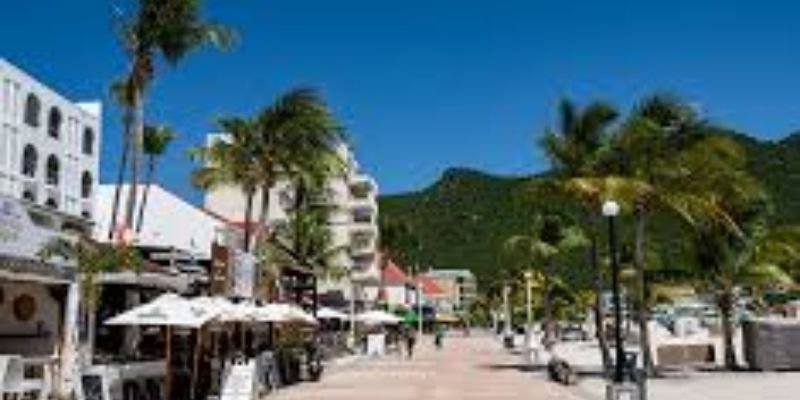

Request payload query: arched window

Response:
[81,171,93,198]
[24,94,41,127]
[82,127,95,155]
[21,144,38,178]
[46,155,60,186]
[48,107,62,138]
[45,197,58,209]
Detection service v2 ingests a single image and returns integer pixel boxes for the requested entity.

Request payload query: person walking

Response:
[434,324,445,350]
[405,327,417,358]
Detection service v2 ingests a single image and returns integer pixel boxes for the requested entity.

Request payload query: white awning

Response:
[356,310,402,325]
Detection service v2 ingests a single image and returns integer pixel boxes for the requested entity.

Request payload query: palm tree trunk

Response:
[135,156,156,234]
[542,262,555,350]
[634,203,655,375]
[589,213,612,370]
[124,89,144,231]
[243,189,255,252]
[718,288,738,369]
[108,107,133,240]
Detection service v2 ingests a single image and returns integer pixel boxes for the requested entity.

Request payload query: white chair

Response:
[1,356,46,400]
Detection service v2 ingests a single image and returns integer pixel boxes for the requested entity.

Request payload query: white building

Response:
[0,58,101,398]
[203,137,380,303]
[0,58,101,223]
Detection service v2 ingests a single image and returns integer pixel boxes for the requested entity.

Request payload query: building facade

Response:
[423,269,478,314]
[202,137,380,304]
[0,58,102,398]
[0,58,101,224]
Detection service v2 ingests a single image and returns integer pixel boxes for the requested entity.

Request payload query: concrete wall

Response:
[0,280,63,355]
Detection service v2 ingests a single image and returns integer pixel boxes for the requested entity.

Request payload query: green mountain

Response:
[378,133,800,286]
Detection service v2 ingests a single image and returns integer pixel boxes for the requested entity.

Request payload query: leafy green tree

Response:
[115,0,233,231]
[135,124,176,233]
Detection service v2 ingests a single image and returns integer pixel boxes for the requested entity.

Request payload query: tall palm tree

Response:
[504,216,588,350]
[107,78,135,239]
[539,98,619,365]
[607,95,747,374]
[253,88,344,228]
[135,124,176,233]
[191,117,262,251]
[116,0,232,232]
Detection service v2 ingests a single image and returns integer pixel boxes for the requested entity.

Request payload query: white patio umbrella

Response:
[104,293,219,400]
[105,293,217,328]
[318,307,349,320]
[356,310,402,325]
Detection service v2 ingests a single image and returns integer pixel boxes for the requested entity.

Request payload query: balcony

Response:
[44,186,61,210]
[21,179,40,203]
[81,200,94,220]
[350,233,376,256]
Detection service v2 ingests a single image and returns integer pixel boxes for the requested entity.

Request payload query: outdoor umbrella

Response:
[105,293,219,400]
[317,307,349,320]
[356,310,402,325]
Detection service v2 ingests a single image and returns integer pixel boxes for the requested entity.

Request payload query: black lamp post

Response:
[603,200,624,383]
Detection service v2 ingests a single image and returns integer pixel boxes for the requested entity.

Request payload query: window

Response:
[24,93,41,127]
[21,144,38,178]
[81,171,92,198]
[82,127,94,155]
[45,197,58,209]
[46,155,59,186]
[22,189,36,203]
[48,107,62,138]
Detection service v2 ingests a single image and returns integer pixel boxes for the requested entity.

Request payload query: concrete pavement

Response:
[273,332,581,400]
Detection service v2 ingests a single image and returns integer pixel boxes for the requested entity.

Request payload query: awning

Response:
[356,310,402,325]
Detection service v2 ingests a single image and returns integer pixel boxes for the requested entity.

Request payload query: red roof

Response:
[381,255,411,285]
[418,275,444,296]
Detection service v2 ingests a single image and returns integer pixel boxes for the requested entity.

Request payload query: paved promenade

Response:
[274,332,581,400]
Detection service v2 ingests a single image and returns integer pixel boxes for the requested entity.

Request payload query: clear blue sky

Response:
[2,1,800,203]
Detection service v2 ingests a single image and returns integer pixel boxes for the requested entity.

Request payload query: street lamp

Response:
[602,200,624,383]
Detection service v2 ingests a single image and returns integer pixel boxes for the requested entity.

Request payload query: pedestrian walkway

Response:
[274,332,581,400]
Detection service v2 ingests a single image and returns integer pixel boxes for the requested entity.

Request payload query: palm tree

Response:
[135,124,176,233]
[539,98,619,365]
[191,117,262,251]
[38,236,141,361]
[504,216,588,350]
[106,78,135,240]
[115,0,233,232]
[253,87,344,228]
[603,94,746,374]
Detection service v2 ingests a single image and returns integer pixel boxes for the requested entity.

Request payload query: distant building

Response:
[423,269,477,314]
[202,136,380,305]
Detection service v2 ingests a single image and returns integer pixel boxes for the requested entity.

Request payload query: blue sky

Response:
[2,1,800,203]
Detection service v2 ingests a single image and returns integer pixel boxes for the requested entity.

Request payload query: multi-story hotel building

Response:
[0,58,101,227]
[0,58,101,398]
[203,136,380,305]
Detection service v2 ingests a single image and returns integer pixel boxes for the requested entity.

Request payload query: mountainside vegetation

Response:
[379,131,800,286]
